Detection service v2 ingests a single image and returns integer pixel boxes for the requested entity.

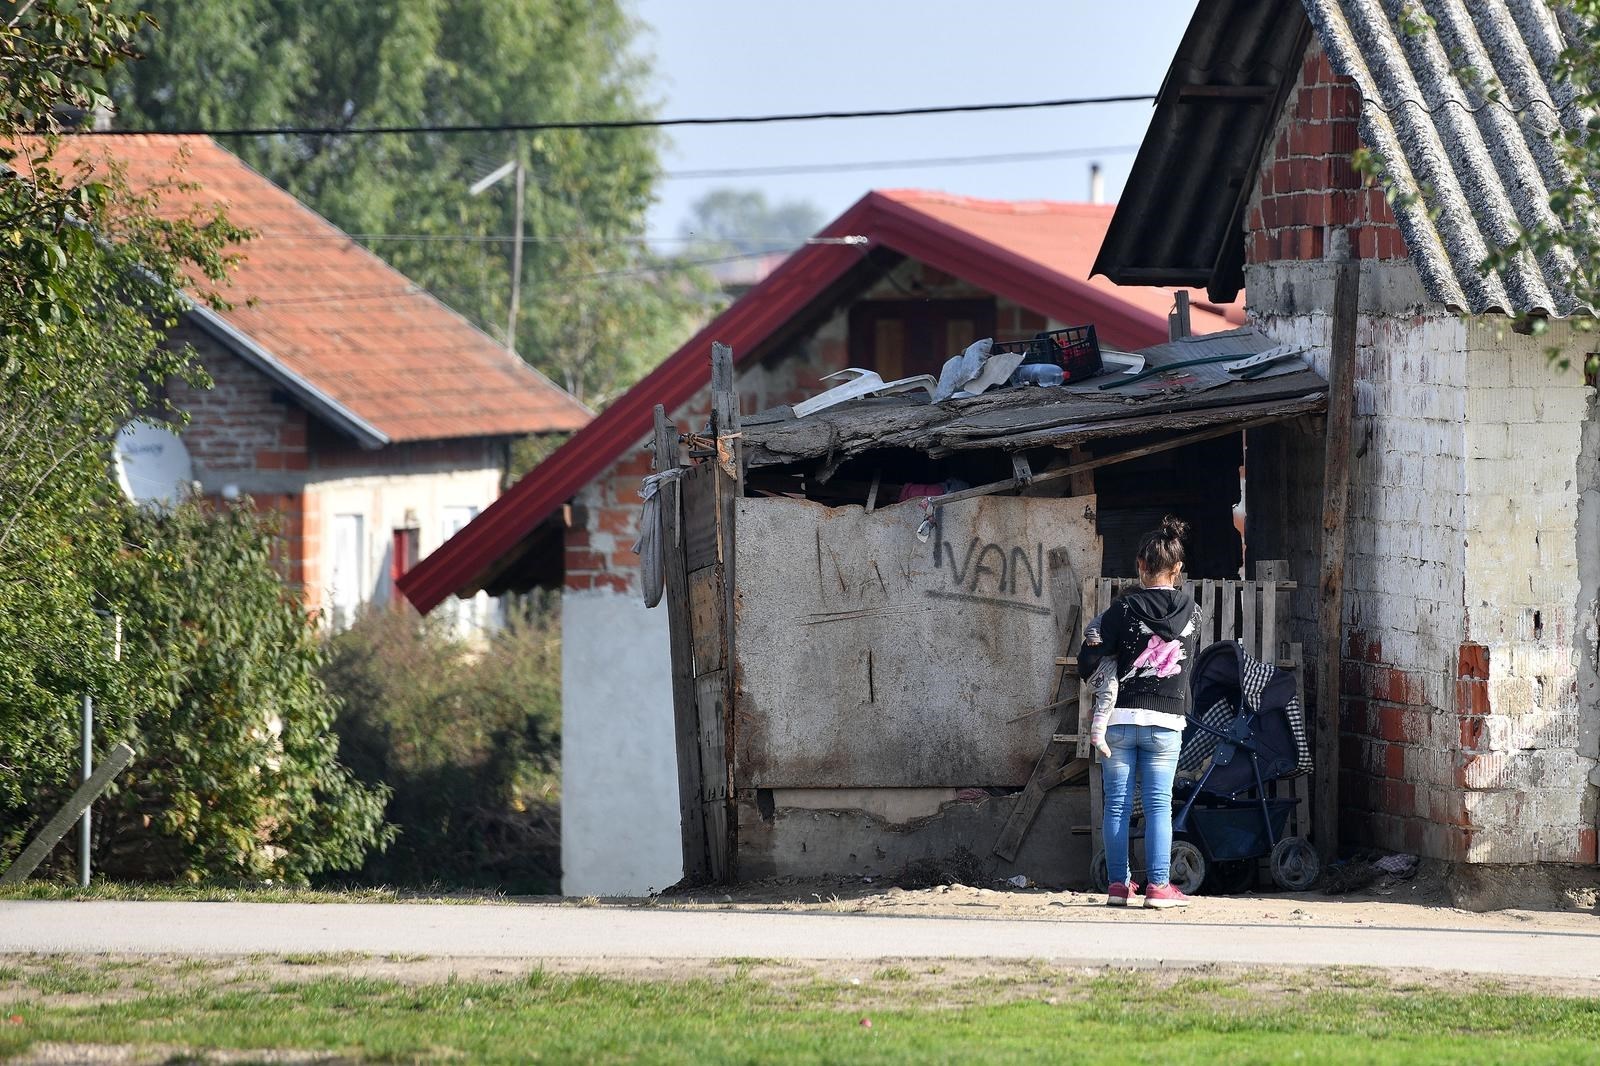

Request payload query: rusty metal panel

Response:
[733,494,1101,788]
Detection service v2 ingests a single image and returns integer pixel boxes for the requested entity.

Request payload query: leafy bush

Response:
[323,603,562,893]
[3,503,394,884]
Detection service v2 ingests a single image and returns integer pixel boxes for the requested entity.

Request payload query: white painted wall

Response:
[311,465,501,629]
[560,588,682,896]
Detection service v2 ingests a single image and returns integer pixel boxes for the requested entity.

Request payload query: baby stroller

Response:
[1090,640,1320,894]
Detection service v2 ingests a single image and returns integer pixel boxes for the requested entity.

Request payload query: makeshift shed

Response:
[653,333,1329,886]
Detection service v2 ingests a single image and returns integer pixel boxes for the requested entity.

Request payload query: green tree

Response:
[0,0,236,845]
[108,0,710,406]
[680,187,825,255]
[0,2,388,884]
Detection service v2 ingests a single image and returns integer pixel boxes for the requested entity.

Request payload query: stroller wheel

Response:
[1090,849,1109,893]
[1168,840,1206,895]
[1270,836,1321,891]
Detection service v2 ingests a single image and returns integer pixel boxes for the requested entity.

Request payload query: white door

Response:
[329,513,366,630]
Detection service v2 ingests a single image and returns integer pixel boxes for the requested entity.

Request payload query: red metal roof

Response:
[399,189,1246,612]
[48,135,590,444]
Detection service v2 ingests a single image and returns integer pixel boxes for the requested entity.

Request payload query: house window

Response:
[441,505,484,635]
[391,527,420,603]
[329,513,366,630]
[847,299,998,379]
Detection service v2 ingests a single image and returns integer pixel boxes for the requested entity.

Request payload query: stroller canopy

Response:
[1180,640,1311,797]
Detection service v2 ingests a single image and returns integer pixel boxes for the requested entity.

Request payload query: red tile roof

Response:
[49,135,590,444]
[398,189,1245,613]
[878,191,1243,335]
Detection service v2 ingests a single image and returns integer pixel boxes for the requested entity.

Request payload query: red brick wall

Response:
[1249,45,1409,266]
[565,262,1045,595]
[167,324,307,473]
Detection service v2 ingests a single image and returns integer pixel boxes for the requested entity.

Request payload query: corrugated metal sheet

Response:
[1306,0,1591,316]
[1093,0,1311,302]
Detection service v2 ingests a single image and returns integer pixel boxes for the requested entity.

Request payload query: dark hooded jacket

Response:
[1079,587,1200,720]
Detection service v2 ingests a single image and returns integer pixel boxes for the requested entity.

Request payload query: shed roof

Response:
[48,135,590,445]
[1092,0,1311,302]
[740,327,1328,470]
[398,189,1247,612]
[1095,0,1594,318]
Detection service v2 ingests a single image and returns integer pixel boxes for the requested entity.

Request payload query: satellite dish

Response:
[113,420,193,509]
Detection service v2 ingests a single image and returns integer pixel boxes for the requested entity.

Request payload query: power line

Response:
[66,94,1156,138]
[239,249,795,307]
[661,143,1140,180]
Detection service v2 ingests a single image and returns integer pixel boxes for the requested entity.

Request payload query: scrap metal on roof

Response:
[739,328,1328,470]
[1306,0,1593,317]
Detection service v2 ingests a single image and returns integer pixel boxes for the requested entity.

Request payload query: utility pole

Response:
[469,156,527,354]
[508,160,525,354]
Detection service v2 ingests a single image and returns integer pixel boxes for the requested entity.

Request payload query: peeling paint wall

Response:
[1248,257,1599,863]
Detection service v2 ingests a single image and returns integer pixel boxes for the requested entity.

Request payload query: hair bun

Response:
[1160,515,1190,542]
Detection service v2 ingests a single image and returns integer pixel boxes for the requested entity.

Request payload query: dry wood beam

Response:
[929,410,1311,507]
[926,391,1326,456]
[655,405,711,882]
[1314,256,1359,862]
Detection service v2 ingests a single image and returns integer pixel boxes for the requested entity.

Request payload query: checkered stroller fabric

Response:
[1179,640,1312,778]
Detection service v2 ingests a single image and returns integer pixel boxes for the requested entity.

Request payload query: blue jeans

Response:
[1102,724,1181,886]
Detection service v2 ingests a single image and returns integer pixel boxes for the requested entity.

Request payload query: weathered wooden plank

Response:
[1260,580,1279,665]
[696,669,731,880]
[688,568,724,675]
[1200,579,1218,646]
[1242,579,1258,659]
[1,743,134,885]
[655,406,711,883]
[1220,579,1238,643]
[652,403,710,877]
[1313,257,1358,862]
[929,408,1319,506]
[681,464,719,571]
[742,366,1328,468]
[711,354,742,882]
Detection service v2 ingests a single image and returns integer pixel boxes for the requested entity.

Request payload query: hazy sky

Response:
[630,1,1198,243]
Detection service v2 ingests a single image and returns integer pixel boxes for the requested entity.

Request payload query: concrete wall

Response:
[559,589,682,896]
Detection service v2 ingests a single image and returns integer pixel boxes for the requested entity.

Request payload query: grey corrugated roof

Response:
[1093,0,1310,302]
[1306,0,1592,316]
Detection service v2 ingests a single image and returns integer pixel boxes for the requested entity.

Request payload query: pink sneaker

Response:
[1105,881,1142,907]
[1143,882,1191,909]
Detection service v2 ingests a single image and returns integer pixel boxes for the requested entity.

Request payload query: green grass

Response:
[2,966,1599,1064]
[0,881,513,904]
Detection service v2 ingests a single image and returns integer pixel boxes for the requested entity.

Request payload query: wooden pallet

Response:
[1074,562,1308,871]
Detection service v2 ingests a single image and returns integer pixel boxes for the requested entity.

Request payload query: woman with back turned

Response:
[1079,516,1201,909]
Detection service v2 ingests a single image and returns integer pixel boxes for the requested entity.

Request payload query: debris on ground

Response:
[893,848,987,890]
[1321,850,1421,895]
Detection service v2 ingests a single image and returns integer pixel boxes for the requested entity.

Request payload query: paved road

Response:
[4,901,1599,978]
